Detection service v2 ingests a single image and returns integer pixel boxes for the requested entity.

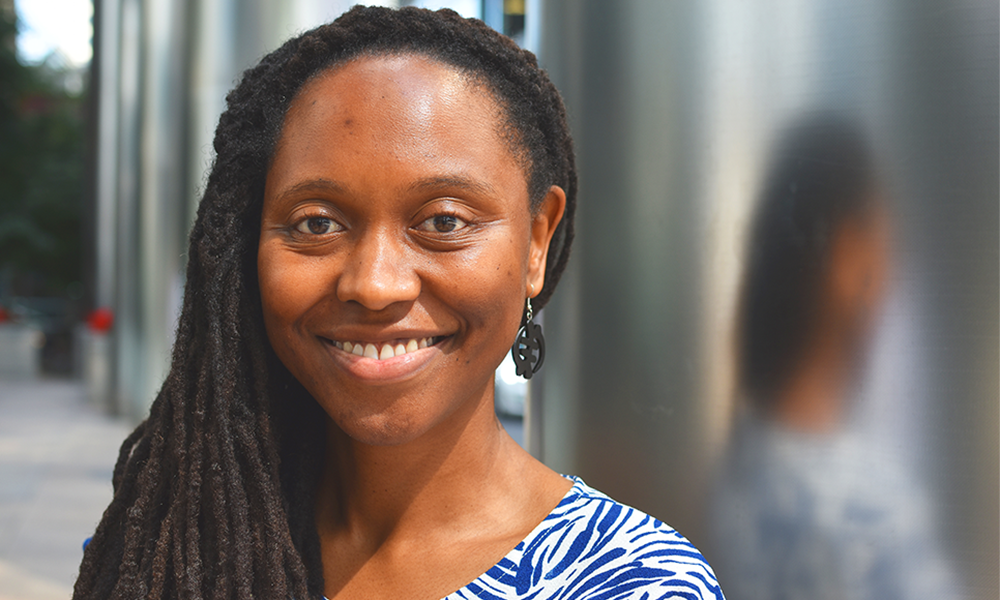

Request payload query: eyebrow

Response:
[273,178,349,202]
[406,175,500,198]
[272,174,501,203]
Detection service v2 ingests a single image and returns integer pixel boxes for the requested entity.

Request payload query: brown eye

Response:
[417,214,467,233]
[433,215,458,232]
[295,216,341,235]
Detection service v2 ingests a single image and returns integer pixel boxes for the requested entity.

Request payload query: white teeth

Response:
[337,337,437,360]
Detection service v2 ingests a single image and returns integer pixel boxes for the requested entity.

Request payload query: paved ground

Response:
[0,378,131,600]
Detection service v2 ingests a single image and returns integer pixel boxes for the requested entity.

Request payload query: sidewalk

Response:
[0,379,131,600]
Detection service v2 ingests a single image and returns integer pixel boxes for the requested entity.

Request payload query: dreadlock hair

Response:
[736,114,876,412]
[73,6,576,600]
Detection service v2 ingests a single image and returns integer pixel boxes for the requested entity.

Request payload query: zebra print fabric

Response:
[445,476,725,599]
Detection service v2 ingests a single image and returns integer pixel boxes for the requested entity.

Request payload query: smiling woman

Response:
[72,6,723,600]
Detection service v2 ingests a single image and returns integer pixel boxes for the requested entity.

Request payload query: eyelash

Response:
[414,212,470,234]
[286,207,473,239]
[292,214,343,236]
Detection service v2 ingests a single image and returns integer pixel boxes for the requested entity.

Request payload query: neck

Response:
[313,385,572,599]
[772,324,852,434]
[315,386,516,546]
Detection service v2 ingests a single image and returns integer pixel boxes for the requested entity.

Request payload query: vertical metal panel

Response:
[537,1,997,598]
[130,0,190,418]
[187,0,237,226]
[87,0,123,411]
[538,0,713,530]
[94,0,120,312]
[111,0,142,417]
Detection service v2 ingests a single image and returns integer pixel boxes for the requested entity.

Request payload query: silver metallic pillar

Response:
[536,1,997,598]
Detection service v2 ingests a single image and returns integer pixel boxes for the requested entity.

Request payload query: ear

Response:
[527,185,567,298]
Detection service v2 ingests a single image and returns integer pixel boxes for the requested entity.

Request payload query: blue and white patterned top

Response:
[444,476,724,600]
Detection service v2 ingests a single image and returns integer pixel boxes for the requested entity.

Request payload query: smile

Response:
[330,337,444,360]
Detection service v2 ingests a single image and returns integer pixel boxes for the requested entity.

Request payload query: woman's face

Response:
[258,54,564,446]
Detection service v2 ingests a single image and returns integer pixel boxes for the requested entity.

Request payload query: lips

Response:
[327,336,444,360]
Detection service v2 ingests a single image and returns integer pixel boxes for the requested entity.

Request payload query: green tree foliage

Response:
[0,8,85,298]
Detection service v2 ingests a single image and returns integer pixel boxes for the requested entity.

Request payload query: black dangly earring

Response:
[511,297,545,379]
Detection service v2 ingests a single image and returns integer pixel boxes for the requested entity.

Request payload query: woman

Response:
[74,7,723,599]
[710,115,956,600]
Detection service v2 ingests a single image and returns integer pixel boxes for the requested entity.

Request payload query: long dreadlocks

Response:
[73,6,576,600]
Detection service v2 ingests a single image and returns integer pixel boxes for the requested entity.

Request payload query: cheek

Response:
[446,232,529,341]
[257,243,325,342]
[258,249,294,361]
[258,246,333,392]
[258,245,290,324]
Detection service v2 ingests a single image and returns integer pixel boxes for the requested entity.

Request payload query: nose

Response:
[336,228,420,311]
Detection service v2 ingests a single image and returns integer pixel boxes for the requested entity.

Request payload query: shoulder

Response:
[547,478,724,599]
[462,477,725,600]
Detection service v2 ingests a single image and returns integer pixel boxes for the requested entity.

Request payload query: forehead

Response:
[280,53,506,150]
[318,52,484,92]
[265,54,528,204]
[298,54,483,108]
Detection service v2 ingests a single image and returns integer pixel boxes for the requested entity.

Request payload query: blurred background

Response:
[0,0,996,599]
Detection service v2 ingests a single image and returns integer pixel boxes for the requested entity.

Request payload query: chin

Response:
[329,409,430,447]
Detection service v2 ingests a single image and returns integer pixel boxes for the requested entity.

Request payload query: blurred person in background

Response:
[709,114,960,600]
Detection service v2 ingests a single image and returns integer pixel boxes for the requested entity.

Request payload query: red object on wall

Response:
[87,307,114,333]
